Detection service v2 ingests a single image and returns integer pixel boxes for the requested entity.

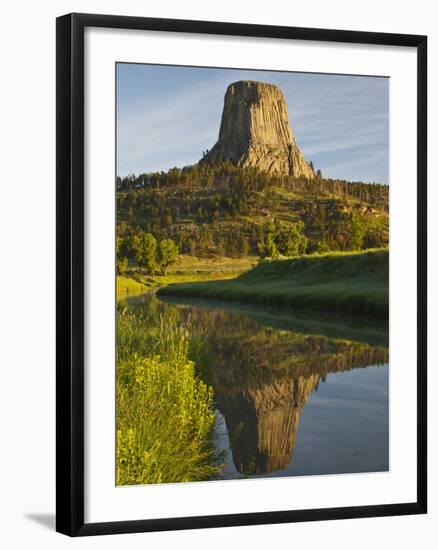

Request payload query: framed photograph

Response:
[56,13,427,536]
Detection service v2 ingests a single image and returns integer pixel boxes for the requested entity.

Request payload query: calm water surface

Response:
[130,293,389,479]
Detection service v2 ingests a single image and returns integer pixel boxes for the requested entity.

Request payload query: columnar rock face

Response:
[200,80,315,178]
[218,375,320,475]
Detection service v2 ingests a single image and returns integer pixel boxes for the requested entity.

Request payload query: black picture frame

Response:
[56,12,427,537]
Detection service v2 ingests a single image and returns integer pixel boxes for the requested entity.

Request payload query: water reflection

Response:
[128,294,389,478]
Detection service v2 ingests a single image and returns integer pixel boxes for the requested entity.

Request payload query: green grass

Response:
[116,306,221,485]
[173,254,256,273]
[117,275,148,299]
[117,255,256,301]
[159,249,389,319]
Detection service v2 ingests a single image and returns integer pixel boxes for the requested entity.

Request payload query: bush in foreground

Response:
[116,307,220,485]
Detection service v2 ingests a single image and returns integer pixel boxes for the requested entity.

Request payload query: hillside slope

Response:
[117,164,389,260]
[159,249,389,319]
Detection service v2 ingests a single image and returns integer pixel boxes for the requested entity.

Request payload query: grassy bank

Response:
[159,249,389,319]
[116,305,221,485]
[117,255,256,300]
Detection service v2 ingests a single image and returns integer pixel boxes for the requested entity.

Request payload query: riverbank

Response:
[117,255,256,300]
[116,303,221,485]
[158,249,389,319]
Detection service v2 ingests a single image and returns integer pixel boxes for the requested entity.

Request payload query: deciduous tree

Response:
[158,239,179,275]
[134,233,157,274]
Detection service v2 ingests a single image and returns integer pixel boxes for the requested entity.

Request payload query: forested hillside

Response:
[116,162,388,271]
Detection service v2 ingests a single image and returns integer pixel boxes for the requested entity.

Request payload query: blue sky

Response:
[117,63,389,184]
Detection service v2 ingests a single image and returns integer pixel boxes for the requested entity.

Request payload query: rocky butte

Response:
[200,80,315,178]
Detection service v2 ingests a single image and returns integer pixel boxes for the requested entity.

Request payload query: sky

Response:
[117,63,389,184]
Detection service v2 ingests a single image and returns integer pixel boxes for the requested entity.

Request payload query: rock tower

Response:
[200,80,315,178]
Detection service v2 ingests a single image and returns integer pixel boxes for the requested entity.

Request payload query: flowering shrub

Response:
[116,307,220,485]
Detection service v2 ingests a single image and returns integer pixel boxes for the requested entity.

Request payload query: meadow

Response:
[117,255,256,300]
[159,249,389,319]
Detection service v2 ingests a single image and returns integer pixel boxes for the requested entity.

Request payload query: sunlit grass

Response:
[159,249,389,319]
[116,255,256,301]
[117,275,148,299]
[116,306,221,485]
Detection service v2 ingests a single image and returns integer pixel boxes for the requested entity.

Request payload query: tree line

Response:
[117,161,388,208]
[117,234,178,275]
[118,208,374,274]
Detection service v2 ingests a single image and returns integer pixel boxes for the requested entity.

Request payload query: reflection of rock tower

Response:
[200,81,315,178]
[173,302,389,477]
[217,374,320,475]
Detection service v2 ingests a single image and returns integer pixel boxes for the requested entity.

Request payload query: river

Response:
[127,293,389,480]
